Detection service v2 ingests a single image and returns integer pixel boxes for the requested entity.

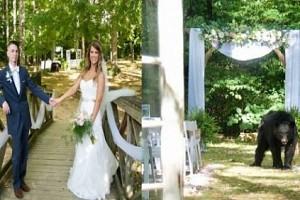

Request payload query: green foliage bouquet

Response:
[72,112,95,144]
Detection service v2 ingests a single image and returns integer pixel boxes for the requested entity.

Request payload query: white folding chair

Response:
[142,118,163,183]
[195,129,203,167]
[142,118,163,200]
[183,120,202,175]
[147,127,162,181]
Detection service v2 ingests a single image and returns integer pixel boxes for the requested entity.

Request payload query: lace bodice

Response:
[80,79,97,101]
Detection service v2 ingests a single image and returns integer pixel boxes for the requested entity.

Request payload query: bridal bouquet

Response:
[72,112,96,144]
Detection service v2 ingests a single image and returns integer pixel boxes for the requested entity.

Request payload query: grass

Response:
[185,141,300,200]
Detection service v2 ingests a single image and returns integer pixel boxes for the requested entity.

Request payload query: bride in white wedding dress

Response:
[55,41,118,199]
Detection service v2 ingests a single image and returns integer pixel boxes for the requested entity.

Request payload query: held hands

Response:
[49,98,58,107]
[2,98,60,113]
[2,101,10,114]
[49,97,63,107]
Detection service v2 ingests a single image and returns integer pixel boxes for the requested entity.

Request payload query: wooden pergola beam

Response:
[205,48,215,65]
[274,48,285,66]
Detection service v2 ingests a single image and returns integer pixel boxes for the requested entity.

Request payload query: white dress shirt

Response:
[9,64,20,94]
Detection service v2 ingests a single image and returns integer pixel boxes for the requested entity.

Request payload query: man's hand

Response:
[2,101,10,114]
[49,98,57,107]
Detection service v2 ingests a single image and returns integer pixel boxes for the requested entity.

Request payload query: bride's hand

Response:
[90,114,96,123]
[53,97,63,106]
[56,97,62,104]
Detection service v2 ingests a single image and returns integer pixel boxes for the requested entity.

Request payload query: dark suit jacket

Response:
[0,66,50,135]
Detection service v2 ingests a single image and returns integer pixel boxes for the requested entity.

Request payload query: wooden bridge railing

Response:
[103,96,141,199]
[0,90,53,182]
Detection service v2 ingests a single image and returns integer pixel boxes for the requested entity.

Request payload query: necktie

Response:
[10,67,20,94]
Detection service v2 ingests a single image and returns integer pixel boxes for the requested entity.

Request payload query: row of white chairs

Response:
[144,120,203,183]
[184,120,202,175]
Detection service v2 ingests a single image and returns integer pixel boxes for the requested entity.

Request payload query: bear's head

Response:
[274,121,295,145]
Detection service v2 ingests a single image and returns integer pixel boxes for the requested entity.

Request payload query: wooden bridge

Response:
[0,91,141,199]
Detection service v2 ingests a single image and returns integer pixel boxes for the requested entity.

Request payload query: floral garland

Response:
[200,28,289,48]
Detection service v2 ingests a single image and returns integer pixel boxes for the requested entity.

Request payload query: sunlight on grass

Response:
[222,165,296,178]
[208,142,254,151]
[229,193,287,200]
[187,141,300,200]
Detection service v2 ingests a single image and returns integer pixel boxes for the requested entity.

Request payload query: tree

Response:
[183,0,300,135]
[100,0,141,72]
[1,0,141,66]
[18,0,25,63]
[184,0,300,29]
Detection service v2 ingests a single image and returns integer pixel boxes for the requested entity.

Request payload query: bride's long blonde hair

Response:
[82,40,103,80]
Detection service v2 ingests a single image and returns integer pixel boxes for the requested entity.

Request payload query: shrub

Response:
[290,107,300,136]
[204,53,285,136]
[187,109,220,143]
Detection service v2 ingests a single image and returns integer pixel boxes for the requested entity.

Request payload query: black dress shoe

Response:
[14,188,24,198]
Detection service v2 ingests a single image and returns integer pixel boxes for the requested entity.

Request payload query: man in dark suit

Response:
[0,41,56,198]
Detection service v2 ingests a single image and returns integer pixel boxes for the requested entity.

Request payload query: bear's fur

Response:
[251,111,298,169]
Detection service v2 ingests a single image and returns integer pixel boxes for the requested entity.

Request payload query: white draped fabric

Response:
[30,102,53,129]
[0,95,53,148]
[0,128,9,148]
[100,61,142,161]
[188,28,300,112]
[188,28,205,111]
[106,102,142,161]
[285,30,300,110]
[213,41,273,61]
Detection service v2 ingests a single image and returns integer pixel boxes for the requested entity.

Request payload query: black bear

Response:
[251,111,298,169]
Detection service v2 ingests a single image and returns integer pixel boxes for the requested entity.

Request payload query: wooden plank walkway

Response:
[0,120,118,200]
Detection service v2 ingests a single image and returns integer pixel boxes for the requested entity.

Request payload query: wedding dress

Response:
[67,79,118,200]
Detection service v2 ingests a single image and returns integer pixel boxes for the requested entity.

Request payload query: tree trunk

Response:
[130,42,135,62]
[158,0,185,199]
[111,30,118,67]
[43,53,46,70]
[51,42,56,60]
[32,0,37,65]
[185,0,194,19]
[82,36,85,59]
[18,0,25,64]
[206,0,213,20]
[111,29,120,75]
[13,0,17,34]
[5,0,9,44]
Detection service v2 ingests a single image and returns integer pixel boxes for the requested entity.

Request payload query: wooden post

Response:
[131,119,141,145]
[125,115,134,197]
[158,0,185,199]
